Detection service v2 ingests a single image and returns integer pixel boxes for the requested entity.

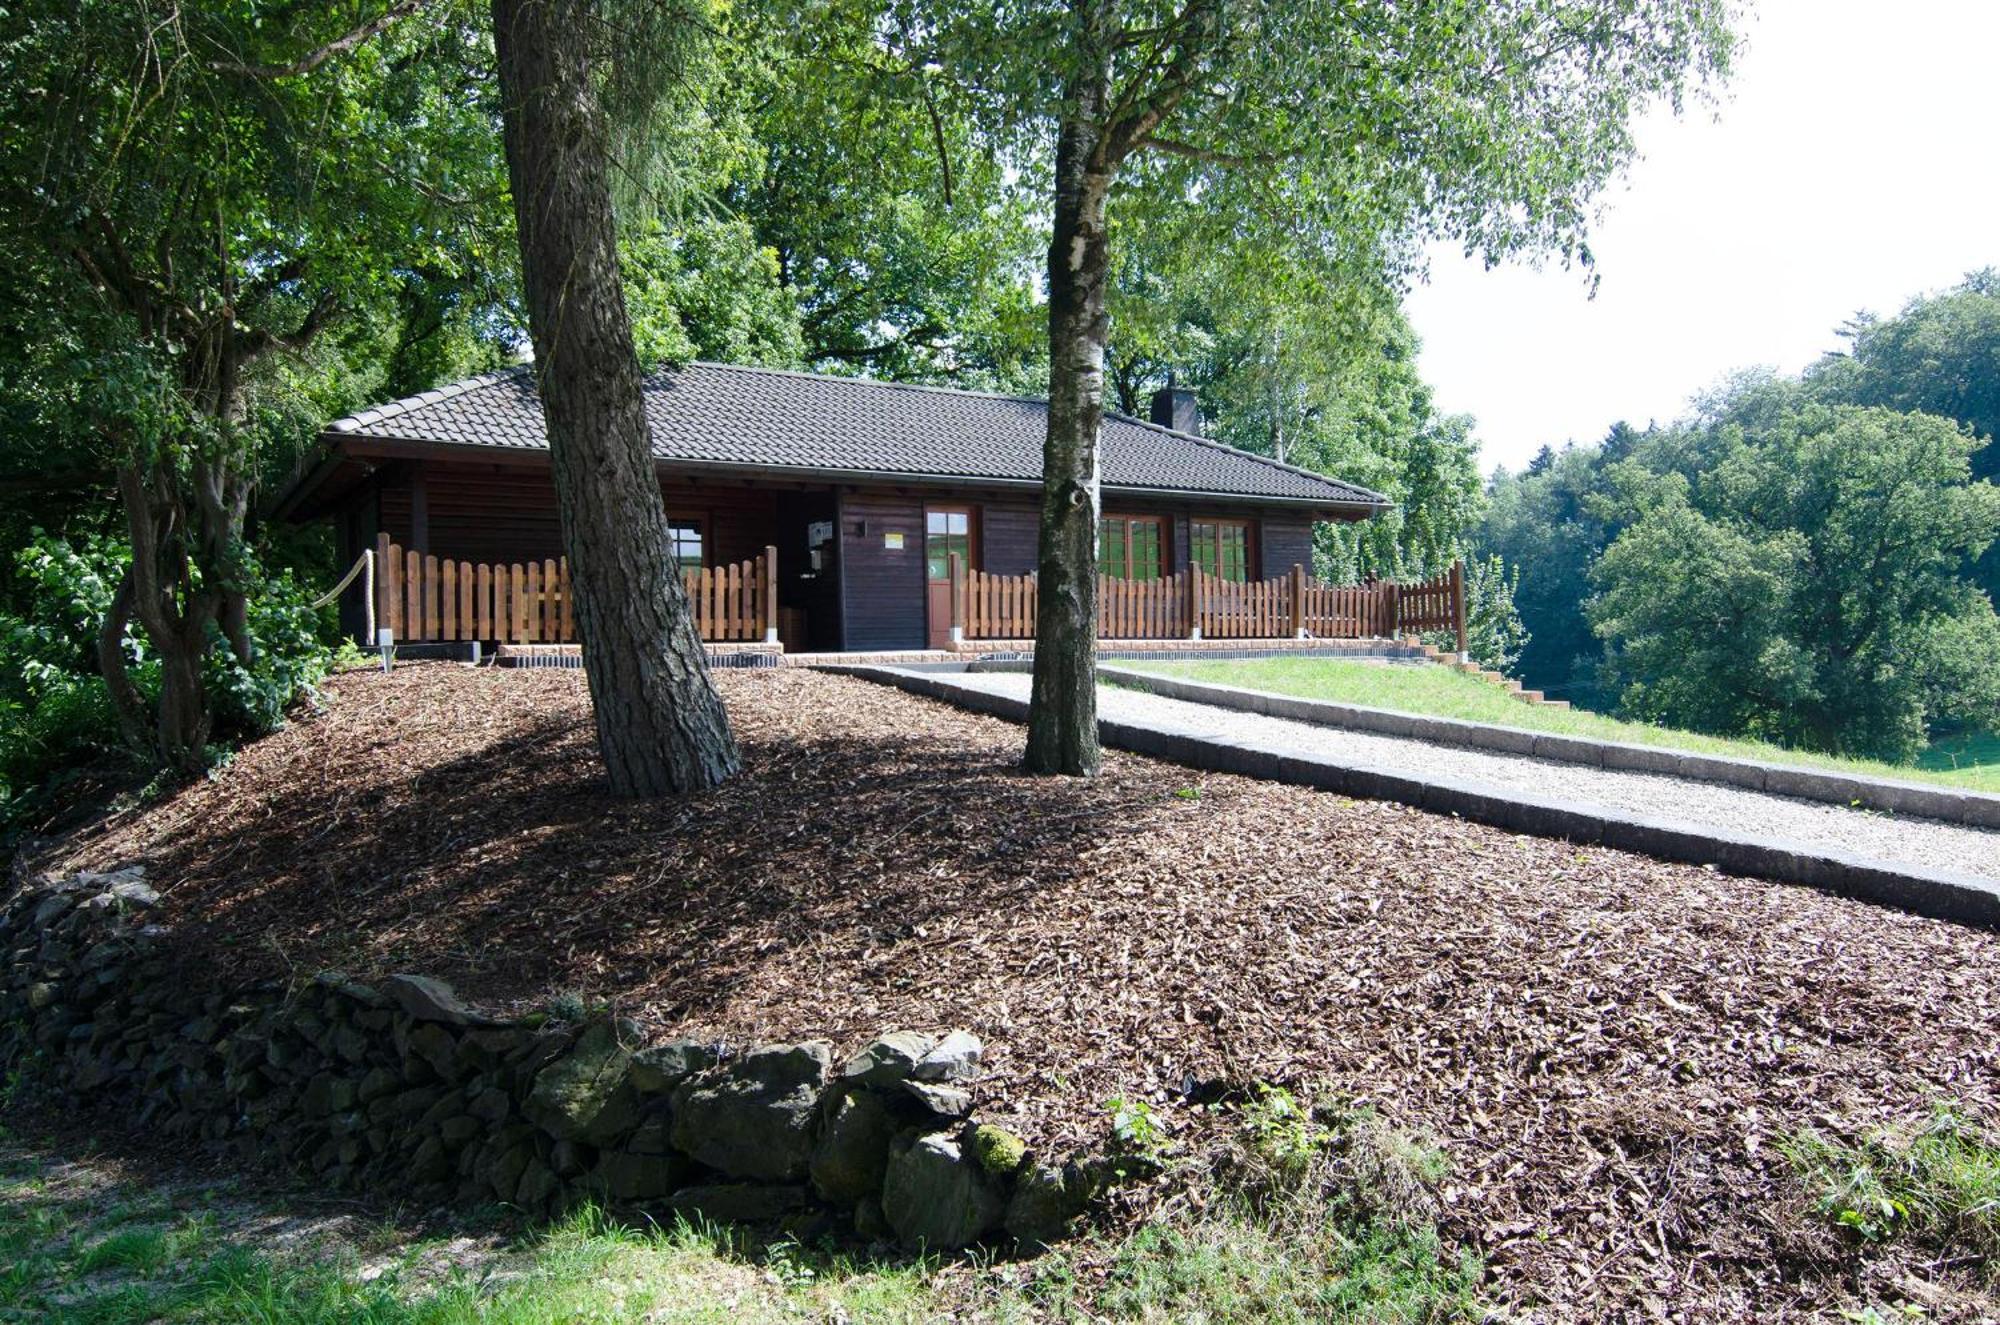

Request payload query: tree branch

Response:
[921,78,955,207]
[1102,0,1226,166]
[208,0,437,79]
[1142,137,1280,168]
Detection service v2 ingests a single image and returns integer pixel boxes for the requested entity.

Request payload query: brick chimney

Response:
[1149,385,1201,435]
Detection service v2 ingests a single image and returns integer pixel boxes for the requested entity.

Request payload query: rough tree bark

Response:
[1025,60,1114,776]
[490,0,740,796]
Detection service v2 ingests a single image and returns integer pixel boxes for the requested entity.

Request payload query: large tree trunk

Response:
[1025,67,1114,776]
[491,0,740,797]
[113,456,216,778]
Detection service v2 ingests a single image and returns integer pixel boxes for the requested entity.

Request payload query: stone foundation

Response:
[0,865,1105,1250]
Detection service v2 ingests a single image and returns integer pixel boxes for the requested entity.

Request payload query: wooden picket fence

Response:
[374,535,777,644]
[962,560,1465,648]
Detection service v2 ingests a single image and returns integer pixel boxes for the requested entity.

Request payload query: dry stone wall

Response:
[0,865,1104,1250]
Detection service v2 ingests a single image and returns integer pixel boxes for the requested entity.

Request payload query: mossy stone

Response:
[970,1124,1027,1176]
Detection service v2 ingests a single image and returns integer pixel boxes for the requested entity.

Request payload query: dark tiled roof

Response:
[326,362,1389,508]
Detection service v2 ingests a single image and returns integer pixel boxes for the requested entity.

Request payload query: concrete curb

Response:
[824,665,2000,931]
[1100,665,2000,831]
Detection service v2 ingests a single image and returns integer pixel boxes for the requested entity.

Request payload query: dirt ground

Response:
[39,662,2000,1321]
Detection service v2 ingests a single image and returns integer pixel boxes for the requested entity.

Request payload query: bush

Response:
[0,529,344,839]
[0,532,142,822]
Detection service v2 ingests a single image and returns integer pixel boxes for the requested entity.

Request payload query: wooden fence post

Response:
[1290,564,1306,639]
[762,546,779,644]
[1451,559,1468,658]
[1186,568,1202,640]
[376,533,397,643]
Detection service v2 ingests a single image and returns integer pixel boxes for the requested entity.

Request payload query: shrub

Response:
[1782,1106,2000,1270]
[0,529,344,839]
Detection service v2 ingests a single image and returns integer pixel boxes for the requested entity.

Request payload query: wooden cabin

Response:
[271,362,1394,653]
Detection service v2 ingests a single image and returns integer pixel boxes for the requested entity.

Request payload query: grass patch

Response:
[1782,1106,2000,1270]
[1097,1087,1481,1324]
[1117,657,2000,793]
[1,1119,1484,1324]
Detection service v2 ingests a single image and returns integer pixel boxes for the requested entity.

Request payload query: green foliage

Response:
[0,1146,1481,1323]
[1480,280,2000,761]
[1807,271,2000,599]
[1456,555,1530,674]
[1108,1095,1169,1164]
[622,216,805,370]
[1099,232,1487,585]
[723,6,1045,388]
[0,532,141,820]
[1590,404,2000,761]
[1096,1211,1479,1324]
[0,530,340,838]
[1782,1107,2000,1269]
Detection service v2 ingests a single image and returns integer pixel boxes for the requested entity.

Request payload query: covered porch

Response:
[363,531,1469,656]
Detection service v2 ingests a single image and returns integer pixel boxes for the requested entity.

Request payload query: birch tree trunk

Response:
[490,0,740,796]
[1024,64,1113,776]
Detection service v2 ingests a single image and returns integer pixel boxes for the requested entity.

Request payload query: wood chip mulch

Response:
[42,662,2000,1322]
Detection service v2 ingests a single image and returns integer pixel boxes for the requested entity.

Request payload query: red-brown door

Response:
[924,506,972,649]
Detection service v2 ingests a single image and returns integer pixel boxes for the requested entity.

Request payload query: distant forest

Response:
[1475,271,2000,763]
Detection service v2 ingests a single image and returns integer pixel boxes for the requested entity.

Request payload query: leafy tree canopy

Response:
[1590,401,2000,761]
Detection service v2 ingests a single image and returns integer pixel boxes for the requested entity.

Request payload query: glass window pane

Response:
[1131,520,1161,579]
[1098,518,1126,577]
[1220,523,1247,581]
[927,512,970,580]
[668,521,703,571]
[1190,521,1217,575]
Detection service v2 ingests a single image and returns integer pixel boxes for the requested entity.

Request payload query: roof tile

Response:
[325,362,1389,507]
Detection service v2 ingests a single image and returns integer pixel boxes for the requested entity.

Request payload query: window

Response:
[667,518,704,571]
[925,508,971,580]
[1097,515,1165,579]
[1190,520,1249,581]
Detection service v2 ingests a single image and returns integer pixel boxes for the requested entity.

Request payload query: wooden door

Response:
[924,506,972,649]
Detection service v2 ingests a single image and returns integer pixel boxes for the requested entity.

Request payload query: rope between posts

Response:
[309,549,376,643]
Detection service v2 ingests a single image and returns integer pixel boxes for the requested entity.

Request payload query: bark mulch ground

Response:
[39,662,2000,1322]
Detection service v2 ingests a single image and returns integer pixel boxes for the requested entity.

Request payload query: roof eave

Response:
[310,433,1393,516]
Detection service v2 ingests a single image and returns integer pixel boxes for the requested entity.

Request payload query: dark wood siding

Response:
[837,489,927,651]
[981,504,1039,576]
[359,455,1344,650]
[380,464,566,565]
[1260,516,1315,578]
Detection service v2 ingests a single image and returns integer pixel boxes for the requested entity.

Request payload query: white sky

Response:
[1404,0,2000,475]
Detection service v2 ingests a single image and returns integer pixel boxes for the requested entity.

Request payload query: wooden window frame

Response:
[924,504,977,581]
[1098,513,1166,580]
[665,512,706,571]
[1189,517,1252,582]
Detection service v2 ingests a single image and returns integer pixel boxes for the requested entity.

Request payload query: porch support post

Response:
[408,466,430,555]
[1290,563,1306,639]
[763,545,779,644]
[948,551,965,645]
[1456,560,1472,664]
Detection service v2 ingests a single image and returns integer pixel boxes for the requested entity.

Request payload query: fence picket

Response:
[368,537,1455,652]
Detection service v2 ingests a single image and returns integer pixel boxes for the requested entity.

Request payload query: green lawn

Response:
[0,1127,1480,1325]
[1115,657,2000,794]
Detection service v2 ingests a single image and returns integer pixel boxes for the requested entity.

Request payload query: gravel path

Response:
[930,669,2000,881]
